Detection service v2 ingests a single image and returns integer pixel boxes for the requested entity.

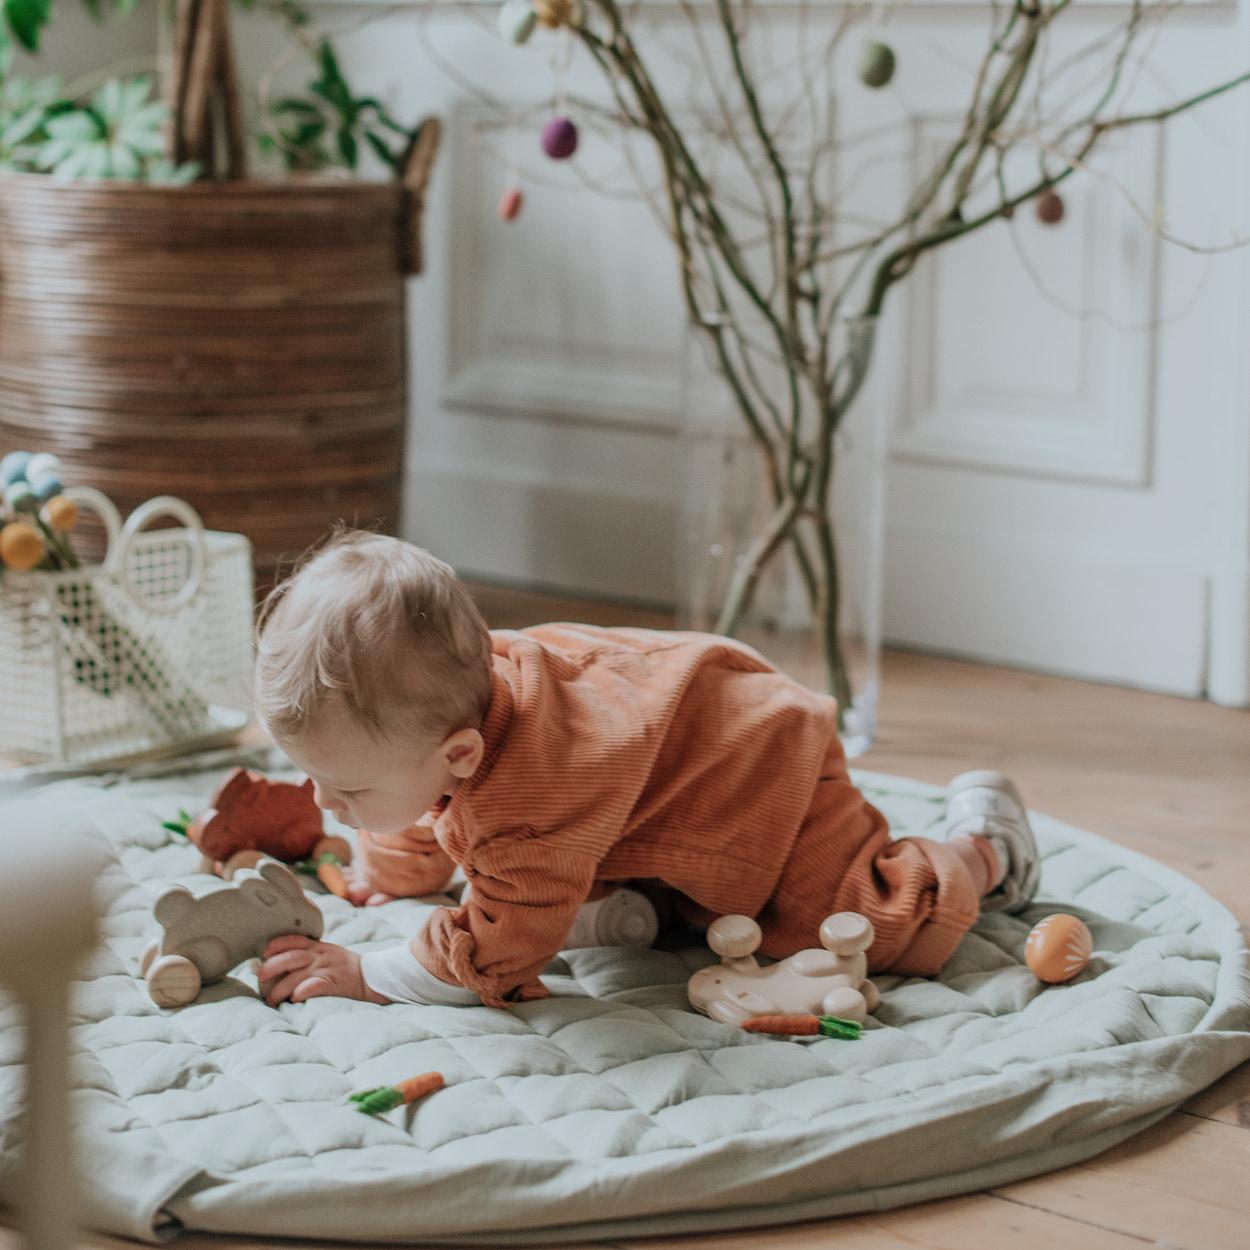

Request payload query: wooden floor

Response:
[4,581,1249,1250]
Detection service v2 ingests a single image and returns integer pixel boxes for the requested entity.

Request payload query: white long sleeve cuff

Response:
[360,940,481,1006]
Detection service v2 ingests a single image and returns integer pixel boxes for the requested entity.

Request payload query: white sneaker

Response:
[942,770,1040,914]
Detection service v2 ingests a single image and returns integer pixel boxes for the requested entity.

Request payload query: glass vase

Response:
[678,318,887,758]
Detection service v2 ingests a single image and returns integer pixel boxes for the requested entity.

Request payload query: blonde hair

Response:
[254,527,492,746]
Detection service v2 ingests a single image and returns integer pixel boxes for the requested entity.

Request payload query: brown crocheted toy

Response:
[165,767,352,882]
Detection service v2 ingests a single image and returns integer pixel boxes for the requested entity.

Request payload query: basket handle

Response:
[110,495,208,615]
[61,486,123,563]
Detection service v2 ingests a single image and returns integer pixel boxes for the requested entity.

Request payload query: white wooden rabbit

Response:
[141,858,323,1007]
[688,911,880,1026]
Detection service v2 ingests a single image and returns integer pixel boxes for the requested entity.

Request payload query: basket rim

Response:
[0,527,251,587]
[0,170,404,199]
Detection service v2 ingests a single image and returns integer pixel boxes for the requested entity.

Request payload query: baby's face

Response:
[278,702,456,836]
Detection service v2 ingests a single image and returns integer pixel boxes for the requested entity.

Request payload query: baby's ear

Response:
[443,728,485,779]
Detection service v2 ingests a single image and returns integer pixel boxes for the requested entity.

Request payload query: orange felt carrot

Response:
[350,1072,444,1115]
[316,853,349,899]
[743,1013,862,1040]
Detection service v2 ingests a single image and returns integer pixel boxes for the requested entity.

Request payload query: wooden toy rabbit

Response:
[140,858,324,1007]
[687,911,880,1027]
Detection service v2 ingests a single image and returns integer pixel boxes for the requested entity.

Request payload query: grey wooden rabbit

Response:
[140,858,324,1007]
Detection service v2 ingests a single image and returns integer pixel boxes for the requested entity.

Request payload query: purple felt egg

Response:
[541,116,579,160]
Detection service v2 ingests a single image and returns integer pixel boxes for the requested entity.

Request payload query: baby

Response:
[255,528,1040,1010]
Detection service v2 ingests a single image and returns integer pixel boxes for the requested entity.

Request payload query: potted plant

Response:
[0,0,442,590]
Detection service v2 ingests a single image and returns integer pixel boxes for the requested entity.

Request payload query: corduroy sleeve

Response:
[411,835,600,1009]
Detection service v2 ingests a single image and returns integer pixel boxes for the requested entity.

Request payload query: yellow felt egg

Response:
[1025,913,1093,983]
[0,521,46,571]
[43,495,79,533]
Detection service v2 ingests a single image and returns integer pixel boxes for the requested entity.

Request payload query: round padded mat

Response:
[0,749,1247,1245]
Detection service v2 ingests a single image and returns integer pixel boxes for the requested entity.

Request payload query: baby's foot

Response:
[943,771,1040,913]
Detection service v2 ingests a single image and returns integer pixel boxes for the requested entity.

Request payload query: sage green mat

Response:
[0,746,1247,1244]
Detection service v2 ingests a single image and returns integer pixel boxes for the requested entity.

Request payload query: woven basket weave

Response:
[0,174,413,589]
[0,488,254,768]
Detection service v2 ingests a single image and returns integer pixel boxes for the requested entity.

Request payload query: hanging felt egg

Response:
[1035,189,1065,225]
[0,521,46,571]
[32,475,63,502]
[498,0,538,45]
[541,116,578,160]
[498,186,525,221]
[43,496,79,533]
[858,41,896,89]
[1024,913,1093,984]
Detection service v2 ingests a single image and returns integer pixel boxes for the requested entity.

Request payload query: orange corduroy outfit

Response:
[362,624,982,1009]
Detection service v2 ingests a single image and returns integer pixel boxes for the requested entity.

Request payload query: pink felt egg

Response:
[541,116,579,160]
[1025,913,1093,983]
[498,186,524,221]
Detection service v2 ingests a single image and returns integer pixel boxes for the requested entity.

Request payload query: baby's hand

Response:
[346,868,396,908]
[259,935,391,1006]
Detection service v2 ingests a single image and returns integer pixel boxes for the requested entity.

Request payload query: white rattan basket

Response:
[0,488,254,768]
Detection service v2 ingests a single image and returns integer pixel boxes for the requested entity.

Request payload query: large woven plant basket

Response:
[0,171,430,590]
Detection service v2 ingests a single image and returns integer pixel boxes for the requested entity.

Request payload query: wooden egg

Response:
[1025,913,1092,983]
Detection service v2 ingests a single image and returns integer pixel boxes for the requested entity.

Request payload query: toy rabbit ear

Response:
[153,885,195,928]
[257,859,302,896]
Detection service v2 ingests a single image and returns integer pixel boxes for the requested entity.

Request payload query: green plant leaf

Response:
[364,128,398,171]
[336,127,357,169]
[4,0,50,52]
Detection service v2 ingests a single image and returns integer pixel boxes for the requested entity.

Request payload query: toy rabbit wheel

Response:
[112,495,207,616]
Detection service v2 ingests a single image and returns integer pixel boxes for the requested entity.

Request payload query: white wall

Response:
[215,3,1250,703]
[10,1,157,83]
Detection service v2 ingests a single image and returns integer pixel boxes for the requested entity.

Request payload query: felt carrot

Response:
[742,1013,862,1040]
[350,1072,444,1115]
[315,852,349,899]
[294,851,351,899]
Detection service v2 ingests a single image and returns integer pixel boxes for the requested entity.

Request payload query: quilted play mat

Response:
[1,745,1248,1246]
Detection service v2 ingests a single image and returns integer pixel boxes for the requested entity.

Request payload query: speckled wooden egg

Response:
[1025,913,1092,983]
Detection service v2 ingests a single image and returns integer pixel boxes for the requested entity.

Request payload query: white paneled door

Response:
[269,1,1250,704]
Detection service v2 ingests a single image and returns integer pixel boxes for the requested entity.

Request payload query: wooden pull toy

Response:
[140,858,324,1008]
[687,911,880,1027]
